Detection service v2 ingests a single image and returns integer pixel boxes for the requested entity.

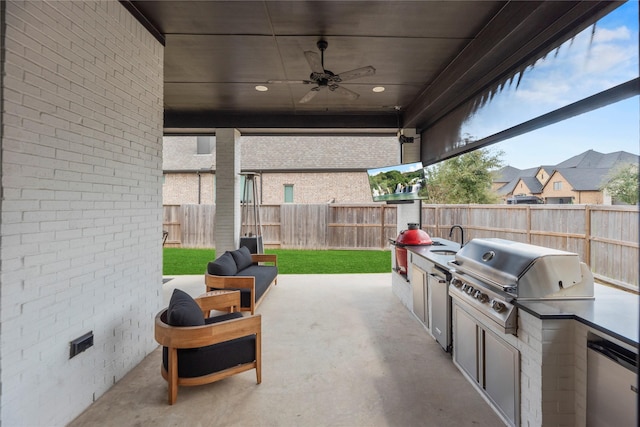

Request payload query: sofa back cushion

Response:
[231,246,254,271]
[167,289,205,327]
[207,251,238,276]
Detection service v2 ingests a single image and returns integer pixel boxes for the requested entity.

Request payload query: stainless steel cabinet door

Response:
[429,272,449,351]
[412,266,428,326]
[483,329,519,426]
[453,304,478,381]
[587,347,638,427]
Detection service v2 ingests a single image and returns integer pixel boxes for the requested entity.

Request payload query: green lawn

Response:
[163,248,391,275]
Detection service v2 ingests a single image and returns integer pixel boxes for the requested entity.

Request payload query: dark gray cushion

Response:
[163,334,256,378]
[162,311,255,378]
[239,264,278,305]
[231,246,253,271]
[207,251,237,276]
[167,289,204,327]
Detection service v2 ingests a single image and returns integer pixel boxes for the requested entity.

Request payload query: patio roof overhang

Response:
[123,0,631,164]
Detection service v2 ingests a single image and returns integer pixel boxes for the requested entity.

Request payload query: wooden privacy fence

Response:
[163,203,639,290]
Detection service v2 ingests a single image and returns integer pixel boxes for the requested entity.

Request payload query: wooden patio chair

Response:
[154,289,261,404]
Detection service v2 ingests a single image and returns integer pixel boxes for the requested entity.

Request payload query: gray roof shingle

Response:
[498,150,638,194]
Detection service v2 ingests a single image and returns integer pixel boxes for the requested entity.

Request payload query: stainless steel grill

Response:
[448,238,595,334]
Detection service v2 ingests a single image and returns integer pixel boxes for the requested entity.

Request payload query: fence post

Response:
[381,204,386,249]
[585,205,591,267]
[526,206,531,244]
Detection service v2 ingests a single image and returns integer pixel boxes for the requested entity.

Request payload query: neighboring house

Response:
[494,150,639,204]
[163,135,400,204]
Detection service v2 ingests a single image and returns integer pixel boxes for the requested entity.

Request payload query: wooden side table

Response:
[197,290,241,317]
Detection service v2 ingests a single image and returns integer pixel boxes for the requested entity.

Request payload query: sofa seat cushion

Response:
[208,265,277,309]
[207,251,237,276]
[239,264,278,302]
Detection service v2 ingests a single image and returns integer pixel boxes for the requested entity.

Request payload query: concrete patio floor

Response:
[69,273,504,427]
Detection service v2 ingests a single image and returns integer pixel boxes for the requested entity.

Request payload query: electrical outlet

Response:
[70,331,93,359]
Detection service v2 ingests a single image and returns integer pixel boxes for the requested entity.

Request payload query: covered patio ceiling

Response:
[124,1,621,142]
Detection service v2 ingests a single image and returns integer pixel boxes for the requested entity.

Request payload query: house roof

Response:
[494,166,539,195]
[497,149,639,195]
[492,166,522,183]
[555,149,639,169]
[520,176,544,194]
[550,168,611,191]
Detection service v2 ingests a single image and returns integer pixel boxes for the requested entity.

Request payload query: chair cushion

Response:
[163,335,256,378]
[167,289,204,327]
[231,246,254,271]
[207,251,238,276]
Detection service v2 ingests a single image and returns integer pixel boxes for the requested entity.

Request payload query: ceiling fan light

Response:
[373,86,385,92]
[255,85,269,92]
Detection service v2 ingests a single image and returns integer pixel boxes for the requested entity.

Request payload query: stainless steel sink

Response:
[431,250,457,255]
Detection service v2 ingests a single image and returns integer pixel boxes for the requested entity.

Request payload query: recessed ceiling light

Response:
[255,85,268,92]
[372,86,385,93]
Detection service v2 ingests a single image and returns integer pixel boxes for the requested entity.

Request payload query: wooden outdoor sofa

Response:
[205,246,278,315]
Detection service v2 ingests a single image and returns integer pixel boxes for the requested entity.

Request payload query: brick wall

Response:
[163,172,215,204]
[260,171,374,204]
[1,1,163,425]
[518,311,579,427]
[163,170,373,205]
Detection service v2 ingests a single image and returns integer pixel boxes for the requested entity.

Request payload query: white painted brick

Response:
[1,1,163,425]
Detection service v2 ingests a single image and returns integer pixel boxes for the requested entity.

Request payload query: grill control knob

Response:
[452,278,463,288]
[491,300,506,313]
[465,286,475,295]
[474,290,489,303]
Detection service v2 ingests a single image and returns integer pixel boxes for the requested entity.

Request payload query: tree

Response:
[601,163,639,205]
[423,148,504,204]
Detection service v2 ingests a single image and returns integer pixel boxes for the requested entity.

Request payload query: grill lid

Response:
[396,223,432,246]
[453,238,594,299]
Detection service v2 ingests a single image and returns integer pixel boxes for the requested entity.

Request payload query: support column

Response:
[397,128,421,234]
[215,128,241,254]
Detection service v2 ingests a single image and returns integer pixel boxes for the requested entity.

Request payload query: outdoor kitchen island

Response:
[391,239,639,427]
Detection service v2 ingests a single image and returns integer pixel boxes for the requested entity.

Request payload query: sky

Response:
[471,1,639,170]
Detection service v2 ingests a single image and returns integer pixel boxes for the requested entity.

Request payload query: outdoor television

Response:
[366,161,427,202]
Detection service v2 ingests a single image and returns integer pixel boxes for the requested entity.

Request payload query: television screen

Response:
[366,161,427,202]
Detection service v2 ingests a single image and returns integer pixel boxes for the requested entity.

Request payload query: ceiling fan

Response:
[269,40,376,104]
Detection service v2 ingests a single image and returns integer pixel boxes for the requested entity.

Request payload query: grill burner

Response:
[449,238,595,335]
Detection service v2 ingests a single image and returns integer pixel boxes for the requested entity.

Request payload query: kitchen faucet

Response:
[449,225,465,247]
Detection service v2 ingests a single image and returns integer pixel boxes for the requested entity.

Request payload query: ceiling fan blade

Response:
[267,80,312,84]
[299,86,322,103]
[330,85,360,101]
[304,51,324,74]
[335,66,376,82]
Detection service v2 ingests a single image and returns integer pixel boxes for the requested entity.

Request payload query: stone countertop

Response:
[515,284,639,347]
[406,238,461,269]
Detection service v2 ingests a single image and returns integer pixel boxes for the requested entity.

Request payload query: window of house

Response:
[197,136,213,154]
[553,181,562,191]
[284,184,294,203]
